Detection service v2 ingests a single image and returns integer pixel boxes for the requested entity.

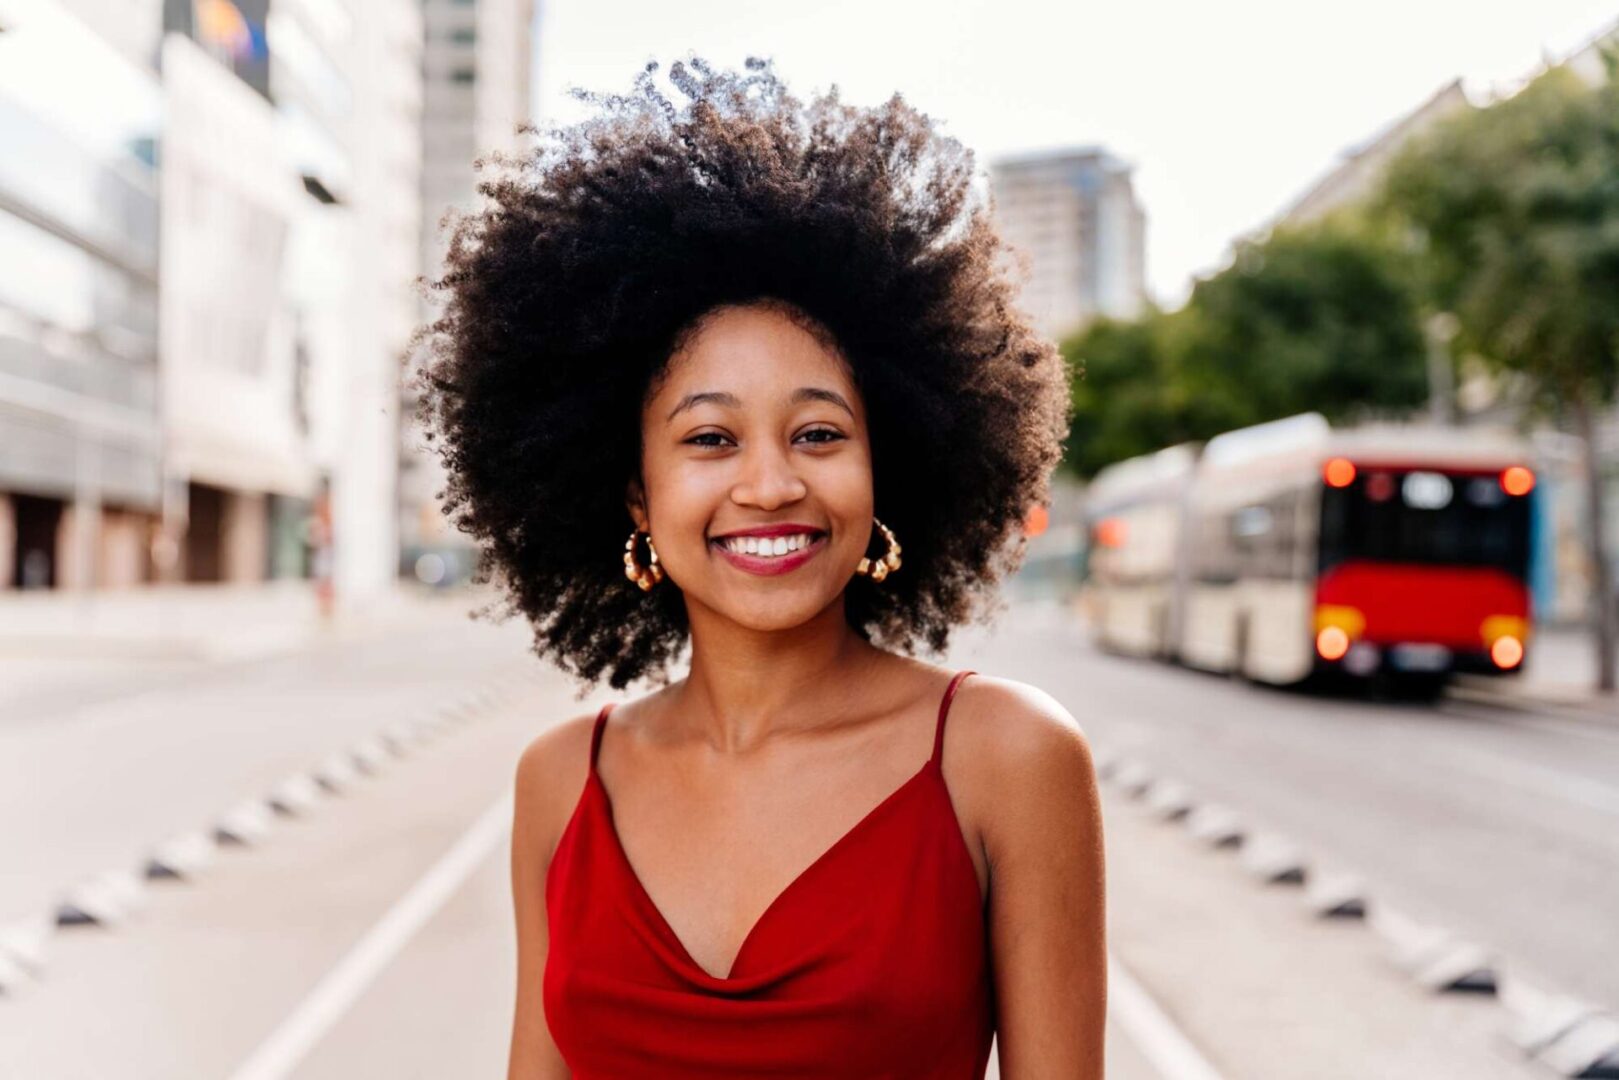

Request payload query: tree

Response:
[1060,310,1190,477]
[1381,57,1619,693]
[1060,221,1429,478]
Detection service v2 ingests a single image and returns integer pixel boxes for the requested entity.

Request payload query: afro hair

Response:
[410,56,1071,690]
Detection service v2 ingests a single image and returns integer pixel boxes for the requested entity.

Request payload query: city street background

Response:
[3,0,1619,1077]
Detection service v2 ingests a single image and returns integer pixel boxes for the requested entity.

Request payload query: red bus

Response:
[1083,413,1536,696]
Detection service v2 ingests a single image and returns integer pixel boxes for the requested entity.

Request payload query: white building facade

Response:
[1,0,422,609]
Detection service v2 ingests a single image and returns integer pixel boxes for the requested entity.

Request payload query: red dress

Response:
[543,670,995,1077]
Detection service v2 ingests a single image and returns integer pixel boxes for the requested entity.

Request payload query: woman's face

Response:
[632,302,875,633]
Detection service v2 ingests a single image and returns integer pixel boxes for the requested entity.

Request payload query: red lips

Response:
[710,532,828,577]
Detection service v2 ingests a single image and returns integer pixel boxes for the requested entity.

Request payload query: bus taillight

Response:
[1314,605,1365,661]
[1490,636,1524,669]
[1316,627,1351,660]
[1323,458,1356,488]
[1500,466,1534,496]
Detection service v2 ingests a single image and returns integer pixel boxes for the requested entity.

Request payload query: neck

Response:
[674,596,883,755]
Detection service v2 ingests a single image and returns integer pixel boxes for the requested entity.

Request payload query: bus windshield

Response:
[1318,468,1530,577]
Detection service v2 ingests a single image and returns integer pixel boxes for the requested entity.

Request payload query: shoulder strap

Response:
[588,702,614,773]
[931,670,975,764]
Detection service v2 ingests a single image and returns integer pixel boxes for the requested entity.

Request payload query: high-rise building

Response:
[402,0,534,585]
[988,147,1147,342]
[418,0,533,279]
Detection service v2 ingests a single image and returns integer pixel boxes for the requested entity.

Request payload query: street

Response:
[0,588,1613,1078]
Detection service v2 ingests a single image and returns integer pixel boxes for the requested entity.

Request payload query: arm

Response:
[977,681,1107,1078]
[508,714,595,1080]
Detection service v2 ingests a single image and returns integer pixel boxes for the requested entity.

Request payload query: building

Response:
[0,0,422,604]
[988,147,1147,342]
[156,0,422,601]
[417,0,533,280]
[0,1,165,590]
[401,0,534,586]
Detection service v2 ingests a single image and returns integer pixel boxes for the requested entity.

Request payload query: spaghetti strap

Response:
[931,670,975,765]
[589,702,614,774]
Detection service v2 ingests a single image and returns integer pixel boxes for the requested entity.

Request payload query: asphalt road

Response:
[0,590,1605,1077]
[958,600,1619,1015]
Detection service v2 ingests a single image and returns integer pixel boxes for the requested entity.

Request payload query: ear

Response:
[625,476,648,533]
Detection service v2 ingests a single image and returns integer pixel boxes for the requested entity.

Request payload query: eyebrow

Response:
[665,386,855,422]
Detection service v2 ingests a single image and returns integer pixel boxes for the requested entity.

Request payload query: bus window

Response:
[1318,469,1530,576]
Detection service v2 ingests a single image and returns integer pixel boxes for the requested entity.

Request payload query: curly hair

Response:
[410,56,1070,690]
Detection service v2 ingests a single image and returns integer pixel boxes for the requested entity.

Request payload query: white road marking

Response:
[226,790,514,1080]
[1108,952,1228,1080]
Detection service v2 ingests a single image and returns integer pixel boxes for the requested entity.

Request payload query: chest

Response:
[578,756,989,984]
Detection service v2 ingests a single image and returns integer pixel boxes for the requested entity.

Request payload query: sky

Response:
[531,0,1618,308]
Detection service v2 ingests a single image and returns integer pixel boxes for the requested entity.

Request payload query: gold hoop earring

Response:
[623,528,665,591]
[854,516,902,582]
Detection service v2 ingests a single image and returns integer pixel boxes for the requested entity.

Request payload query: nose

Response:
[730,441,808,510]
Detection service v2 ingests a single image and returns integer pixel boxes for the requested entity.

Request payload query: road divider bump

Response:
[1535,1012,1619,1078]
[0,951,28,996]
[1238,832,1308,885]
[314,753,359,794]
[145,830,218,881]
[0,915,51,978]
[1373,906,1497,995]
[215,800,275,846]
[408,714,447,743]
[1503,981,1605,1058]
[1143,779,1194,822]
[56,868,146,928]
[379,722,416,757]
[1184,804,1245,849]
[348,737,389,775]
[268,774,323,817]
[1304,872,1367,919]
[1112,761,1155,799]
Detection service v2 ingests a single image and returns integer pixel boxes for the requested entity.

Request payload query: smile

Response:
[710,531,827,576]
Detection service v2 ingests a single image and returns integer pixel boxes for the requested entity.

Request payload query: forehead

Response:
[655,304,856,400]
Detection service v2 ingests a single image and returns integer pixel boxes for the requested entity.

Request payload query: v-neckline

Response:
[587,759,938,983]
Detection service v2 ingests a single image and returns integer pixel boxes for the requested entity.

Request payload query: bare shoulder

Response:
[943,673,1099,857]
[949,672,1094,781]
[511,707,602,861]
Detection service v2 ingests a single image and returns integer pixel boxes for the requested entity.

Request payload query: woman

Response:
[414,57,1106,1078]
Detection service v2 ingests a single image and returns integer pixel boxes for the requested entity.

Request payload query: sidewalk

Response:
[0,580,482,663]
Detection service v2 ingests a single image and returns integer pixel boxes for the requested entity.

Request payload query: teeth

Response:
[720,533,818,557]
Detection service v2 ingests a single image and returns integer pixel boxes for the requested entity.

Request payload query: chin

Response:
[713,590,842,635]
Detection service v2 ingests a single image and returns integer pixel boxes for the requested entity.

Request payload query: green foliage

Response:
[1380,58,1619,407]
[1060,222,1430,477]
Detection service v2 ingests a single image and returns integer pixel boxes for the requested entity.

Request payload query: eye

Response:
[796,426,846,445]
[684,431,733,449]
